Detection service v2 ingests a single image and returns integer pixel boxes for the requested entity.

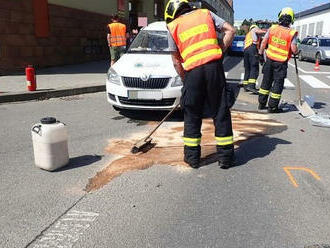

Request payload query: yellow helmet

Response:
[278,7,295,24]
[164,0,189,24]
[249,24,258,31]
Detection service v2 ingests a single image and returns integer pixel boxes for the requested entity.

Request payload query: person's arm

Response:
[254,28,266,35]
[291,33,298,55]
[221,22,236,52]
[171,51,185,81]
[258,30,269,55]
[107,25,111,47]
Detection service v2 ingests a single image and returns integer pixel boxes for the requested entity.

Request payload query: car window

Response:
[319,39,330,47]
[306,39,313,45]
[127,30,170,54]
[301,38,308,44]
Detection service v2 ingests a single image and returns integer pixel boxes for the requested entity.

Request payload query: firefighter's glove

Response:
[259,54,265,65]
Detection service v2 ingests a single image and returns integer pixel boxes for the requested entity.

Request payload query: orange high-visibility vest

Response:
[108,22,126,47]
[266,25,297,62]
[244,30,260,50]
[167,9,222,71]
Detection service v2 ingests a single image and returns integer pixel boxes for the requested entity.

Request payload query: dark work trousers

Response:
[181,59,234,165]
[243,44,259,90]
[258,58,288,108]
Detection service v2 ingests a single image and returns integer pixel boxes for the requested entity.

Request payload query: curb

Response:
[0,85,106,104]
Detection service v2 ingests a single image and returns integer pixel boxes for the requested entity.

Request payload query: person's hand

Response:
[259,54,265,65]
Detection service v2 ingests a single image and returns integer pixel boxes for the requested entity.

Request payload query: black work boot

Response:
[258,103,267,110]
[267,106,283,113]
[184,146,201,169]
[217,145,235,170]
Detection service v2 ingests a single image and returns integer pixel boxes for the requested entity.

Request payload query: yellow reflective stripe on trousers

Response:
[215,136,233,146]
[248,79,256,84]
[266,49,287,61]
[259,88,269,95]
[183,48,222,69]
[179,24,209,42]
[243,80,249,85]
[270,92,281,99]
[181,39,218,59]
[183,137,201,147]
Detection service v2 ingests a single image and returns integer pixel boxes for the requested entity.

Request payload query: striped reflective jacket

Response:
[266,25,297,62]
[167,9,222,71]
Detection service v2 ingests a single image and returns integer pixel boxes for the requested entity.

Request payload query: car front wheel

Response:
[315,53,322,64]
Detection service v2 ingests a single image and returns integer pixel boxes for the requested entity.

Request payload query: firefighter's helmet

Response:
[249,24,258,31]
[164,0,190,24]
[278,7,295,24]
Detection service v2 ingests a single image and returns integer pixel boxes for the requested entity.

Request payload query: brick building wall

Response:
[0,0,111,74]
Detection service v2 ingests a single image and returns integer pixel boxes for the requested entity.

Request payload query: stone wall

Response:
[0,0,111,74]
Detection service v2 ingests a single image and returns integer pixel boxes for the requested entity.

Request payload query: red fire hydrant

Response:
[25,65,36,91]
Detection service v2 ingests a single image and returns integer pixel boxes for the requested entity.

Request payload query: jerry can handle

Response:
[32,125,42,134]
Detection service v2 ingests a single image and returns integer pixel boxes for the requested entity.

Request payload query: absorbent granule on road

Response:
[85,111,287,192]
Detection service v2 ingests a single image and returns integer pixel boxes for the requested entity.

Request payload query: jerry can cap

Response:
[40,117,57,124]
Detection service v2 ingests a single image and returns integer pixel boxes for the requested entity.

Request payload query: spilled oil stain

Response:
[85,111,287,192]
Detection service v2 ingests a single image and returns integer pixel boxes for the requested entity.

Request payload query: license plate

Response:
[128,90,162,100]
[237,41,244,47]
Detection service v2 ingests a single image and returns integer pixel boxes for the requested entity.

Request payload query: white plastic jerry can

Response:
[31,117,69,171]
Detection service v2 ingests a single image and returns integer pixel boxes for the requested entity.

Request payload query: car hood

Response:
[112,53,178,78]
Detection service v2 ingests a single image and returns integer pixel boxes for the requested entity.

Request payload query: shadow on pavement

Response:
[223,55,243,75]
[313,102,327,110]
[115,109,184,123]
[234,136,291,167]
[55,154,103,172]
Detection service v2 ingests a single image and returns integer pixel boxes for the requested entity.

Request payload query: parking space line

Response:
[299,75,330,89]
[284,78,295,88]
[225,72,228,78]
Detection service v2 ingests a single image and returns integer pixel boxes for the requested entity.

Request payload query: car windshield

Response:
[319,39,330,47]
[127,30,170,54]
[234,36,245,41]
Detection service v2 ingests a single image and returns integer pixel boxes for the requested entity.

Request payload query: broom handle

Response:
[144,102,180,141]
[293,56,302,105]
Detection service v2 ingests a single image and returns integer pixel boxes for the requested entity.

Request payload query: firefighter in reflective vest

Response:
[165,0,236,169]
[243,24,266,92]
[107,15,127,66]
[258,7,298,113]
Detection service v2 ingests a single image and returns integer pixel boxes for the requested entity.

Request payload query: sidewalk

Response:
[0,60,109,103]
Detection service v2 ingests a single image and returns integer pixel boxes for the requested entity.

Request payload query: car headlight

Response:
[107,68,121,85]
[171,75,183,87]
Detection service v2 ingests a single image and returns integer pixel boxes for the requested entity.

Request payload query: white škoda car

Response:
[106,21,182,110]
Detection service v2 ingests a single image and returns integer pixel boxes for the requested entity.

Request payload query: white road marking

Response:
[225,72,228,77]
[284,78,295,88]
[240,73,244,81]
[288,61,330,74]
[30,210,99,248]
[299,75,330,89]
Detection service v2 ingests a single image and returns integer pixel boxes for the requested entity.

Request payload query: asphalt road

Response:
[1,56,330,248]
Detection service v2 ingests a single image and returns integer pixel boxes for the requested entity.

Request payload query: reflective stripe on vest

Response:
[244,30,260,50]
[215,136,233,146]
[266,26,296,62]
[167,9,222,71]
[108,23,126,47]
[244,31,253,49]
[183,137,201,147]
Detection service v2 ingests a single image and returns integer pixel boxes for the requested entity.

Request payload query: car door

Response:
[299,38,308,58]
[310,38,318,60]
[305,38,313,59]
